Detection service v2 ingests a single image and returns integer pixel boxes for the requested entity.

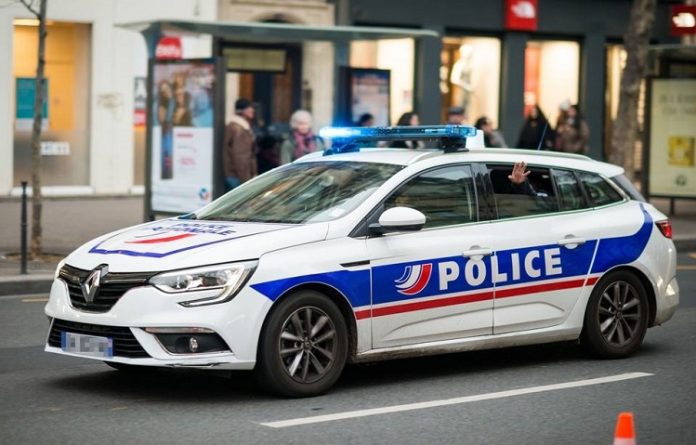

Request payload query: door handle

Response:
[558,235,586,248]
[463,246,493,258]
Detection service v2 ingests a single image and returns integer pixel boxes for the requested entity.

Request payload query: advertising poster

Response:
[649,79,696,197]
[350,68,390,126]
[150,61,216,213]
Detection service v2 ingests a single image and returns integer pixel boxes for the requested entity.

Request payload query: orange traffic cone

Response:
[613,412,637,445]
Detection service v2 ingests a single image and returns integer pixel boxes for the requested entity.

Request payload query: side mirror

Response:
[369,207,426,236]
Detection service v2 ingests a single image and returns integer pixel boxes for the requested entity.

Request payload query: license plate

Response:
[61,331,113,358]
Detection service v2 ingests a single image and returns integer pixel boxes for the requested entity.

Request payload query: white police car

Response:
[45,126,679,397]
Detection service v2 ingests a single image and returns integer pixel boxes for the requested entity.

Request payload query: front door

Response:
[366,165,496,349]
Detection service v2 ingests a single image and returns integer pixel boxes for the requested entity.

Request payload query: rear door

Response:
[366,164,498,348]
[485,164,599,334]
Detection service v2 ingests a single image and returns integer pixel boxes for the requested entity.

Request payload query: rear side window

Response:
[487,164,558,219]
[611,174,646,202]
[578,172,624,207]
[553,169,587,211]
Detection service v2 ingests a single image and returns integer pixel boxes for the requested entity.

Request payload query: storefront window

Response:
[524,40,580,128]
[605,44,645,170]
[441,36,501,126]
[12,21,91,187]
[350,39,414,125]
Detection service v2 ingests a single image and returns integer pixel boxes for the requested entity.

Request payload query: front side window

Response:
[578,172,624,207]
[196,161,402,223]
[487,164,558,219]
[385,165,477,228]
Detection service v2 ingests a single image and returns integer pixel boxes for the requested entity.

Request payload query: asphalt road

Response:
[1,253,695,445]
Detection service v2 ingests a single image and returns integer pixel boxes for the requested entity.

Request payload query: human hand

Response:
[508,161,531,185]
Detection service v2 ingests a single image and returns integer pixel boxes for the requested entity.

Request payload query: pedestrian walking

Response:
[223,98,257,191]
[356,113,375,127]
[516,105,554,149]
[554,104,589,154]
[280,110,325,165]
[445,106,468,125]
[391,112,425,148]
[474,116,507,148]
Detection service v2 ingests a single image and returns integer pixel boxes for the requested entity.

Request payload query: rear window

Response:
[611,174,646,202]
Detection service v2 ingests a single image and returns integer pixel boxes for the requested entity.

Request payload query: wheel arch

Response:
[259,282,359,360]
[600,265,657,327]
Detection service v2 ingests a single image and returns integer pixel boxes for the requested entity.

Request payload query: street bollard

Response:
[20,181,28,275]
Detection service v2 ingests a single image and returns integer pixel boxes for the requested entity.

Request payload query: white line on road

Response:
[21,297,49,303]
[261,372,653,428]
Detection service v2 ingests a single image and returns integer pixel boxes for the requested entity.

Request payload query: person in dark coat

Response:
[223,98,257,190]
[516,105,554,150]
[554,104,590,154]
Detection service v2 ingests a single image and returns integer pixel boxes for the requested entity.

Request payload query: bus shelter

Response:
[119,20,439,219]
[643,44,696,214]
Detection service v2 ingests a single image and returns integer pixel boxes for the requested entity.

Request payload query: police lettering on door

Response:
[372,241,597,305]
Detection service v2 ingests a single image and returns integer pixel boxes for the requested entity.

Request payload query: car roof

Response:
[297,147,625,177]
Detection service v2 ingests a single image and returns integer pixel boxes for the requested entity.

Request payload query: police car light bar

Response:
[319,125,477,142]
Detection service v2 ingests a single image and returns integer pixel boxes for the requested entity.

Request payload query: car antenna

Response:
[537,122,549,151]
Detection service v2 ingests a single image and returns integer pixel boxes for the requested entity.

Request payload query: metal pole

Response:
[20,181,28,275]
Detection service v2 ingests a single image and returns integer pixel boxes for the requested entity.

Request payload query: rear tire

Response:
[256,290,348,397]
[581,270,649,358]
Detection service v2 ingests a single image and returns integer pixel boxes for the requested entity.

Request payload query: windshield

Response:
[196,161,402,224]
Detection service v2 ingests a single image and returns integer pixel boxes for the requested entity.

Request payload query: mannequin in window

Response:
[450,44,474,112]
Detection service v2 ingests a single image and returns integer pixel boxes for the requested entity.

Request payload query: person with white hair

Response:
[280,110,325,165]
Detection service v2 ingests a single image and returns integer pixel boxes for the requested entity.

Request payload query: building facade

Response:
[346,0,681,160]
[0,0,685,199]
[0,0,217,198]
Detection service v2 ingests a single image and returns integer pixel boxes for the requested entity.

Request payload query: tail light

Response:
[655,220,672,239]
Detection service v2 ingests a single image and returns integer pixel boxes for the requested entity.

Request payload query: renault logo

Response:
[81,265,108,303]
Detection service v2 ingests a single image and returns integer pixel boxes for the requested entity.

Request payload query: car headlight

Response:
[149,261,257,307]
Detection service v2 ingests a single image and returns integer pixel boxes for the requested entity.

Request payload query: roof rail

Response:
[319,125,478,155]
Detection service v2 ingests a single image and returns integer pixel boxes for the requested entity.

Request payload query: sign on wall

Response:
[15,77,48,131]
[670,5,696,36]
[150,60,217,213]
[648,79,696,198]
[134,77,147,127]
[505,0,538,31]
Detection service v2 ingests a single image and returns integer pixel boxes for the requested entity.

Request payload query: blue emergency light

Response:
[319,125,477,155]
[318,125,477,141]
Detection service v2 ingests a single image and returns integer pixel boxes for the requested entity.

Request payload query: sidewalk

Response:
[0,195,694,296]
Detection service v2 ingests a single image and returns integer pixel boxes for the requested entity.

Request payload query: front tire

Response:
[256,290,348,397]
[581,270,649,358]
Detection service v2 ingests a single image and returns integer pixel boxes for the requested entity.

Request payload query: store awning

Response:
[117,19,439,43]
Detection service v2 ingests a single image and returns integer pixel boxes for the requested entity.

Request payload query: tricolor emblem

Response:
[395,263,433,296]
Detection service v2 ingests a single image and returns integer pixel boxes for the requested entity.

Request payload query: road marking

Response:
[21,297,49,303]
[261,372,653,428]
[677,265,696,270]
